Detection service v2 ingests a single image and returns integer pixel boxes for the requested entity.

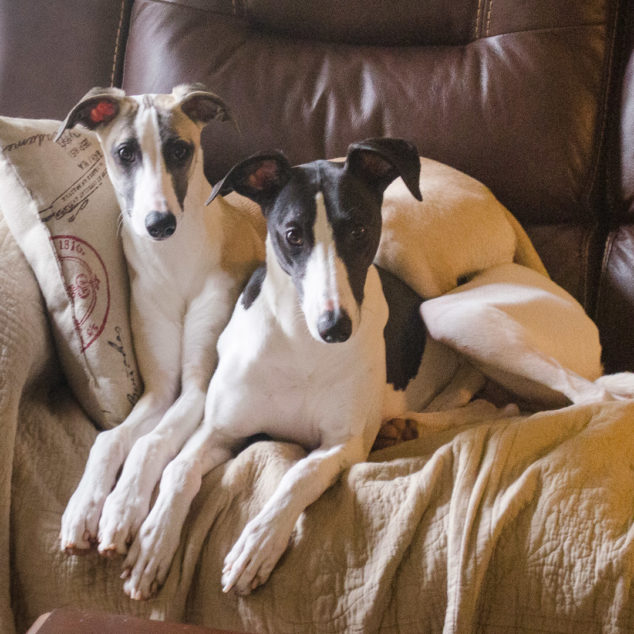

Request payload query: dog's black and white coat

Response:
[119,139,457,598]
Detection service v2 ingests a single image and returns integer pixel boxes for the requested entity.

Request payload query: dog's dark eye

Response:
[116,143,136,164]
[349,224,367,240]
[285,228,304,247]
[167,141,192,165]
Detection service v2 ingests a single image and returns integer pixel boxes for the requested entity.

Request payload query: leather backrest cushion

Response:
[170,0,607,46]
[0,0,130,119]
[123,0,617,229]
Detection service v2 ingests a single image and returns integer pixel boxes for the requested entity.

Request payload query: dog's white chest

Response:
[211,267,388,449]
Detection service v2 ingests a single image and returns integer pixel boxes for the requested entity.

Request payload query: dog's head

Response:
[56,84,234,241]
[209,138,422,343]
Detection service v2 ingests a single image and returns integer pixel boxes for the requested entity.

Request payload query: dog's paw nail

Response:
[98,545,118,558]
[64,542,91,555]
[129,587,144,601]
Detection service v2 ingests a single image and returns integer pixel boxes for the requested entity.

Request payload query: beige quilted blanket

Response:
[3,211,634,633]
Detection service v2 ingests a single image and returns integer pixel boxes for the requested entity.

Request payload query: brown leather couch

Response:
[1,0,633,373]
[2,1,634,632]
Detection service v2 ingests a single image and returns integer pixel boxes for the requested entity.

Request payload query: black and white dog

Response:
[119,137,634,599]
[119,138,455,599]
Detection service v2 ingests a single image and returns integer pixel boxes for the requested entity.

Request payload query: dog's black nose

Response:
[317,309,352,343]
[145,211,176,240]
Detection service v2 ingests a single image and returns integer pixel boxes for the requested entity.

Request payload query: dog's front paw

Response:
[222,516,292,595]
[97,488,149,558]
[120,503,183,600]
[60,481,110,554]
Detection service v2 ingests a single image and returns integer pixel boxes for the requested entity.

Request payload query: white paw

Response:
[97,488,149,558]
[121,508,182,600]
[60,481,109,554]
[221,516,292,595]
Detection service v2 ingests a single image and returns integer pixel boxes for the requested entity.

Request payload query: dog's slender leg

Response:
[425,363,487,412]
[60,303,181,554]
[121,425,234,600]
[120,371,252,600]
[421,268,611,407]
[98,282,235,556]
[222,435,367,595]
[471,334,611,406]
[401,399,520,437]
[96,385,207,557]
[59,390,176,553]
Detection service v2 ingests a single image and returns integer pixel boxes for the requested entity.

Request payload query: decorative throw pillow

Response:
[0,117,142,429]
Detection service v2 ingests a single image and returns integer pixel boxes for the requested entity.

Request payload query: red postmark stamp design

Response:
[51,234,110,352]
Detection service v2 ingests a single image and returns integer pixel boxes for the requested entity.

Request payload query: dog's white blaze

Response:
[130,99,180,236]
[302,192,358,340]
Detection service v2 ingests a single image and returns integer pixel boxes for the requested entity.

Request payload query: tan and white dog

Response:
[56,84,263,557]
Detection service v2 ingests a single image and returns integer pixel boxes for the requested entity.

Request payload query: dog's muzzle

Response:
[145,211,176,240]
[317,309,352,343]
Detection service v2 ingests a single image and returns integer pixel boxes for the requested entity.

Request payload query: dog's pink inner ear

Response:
[247,160,282,192]
[88,99,118,125]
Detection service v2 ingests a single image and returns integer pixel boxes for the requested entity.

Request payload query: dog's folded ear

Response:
[345,138,422,201]
[207,151,292,209]
[175,84,237,130]
[54,87,125,142]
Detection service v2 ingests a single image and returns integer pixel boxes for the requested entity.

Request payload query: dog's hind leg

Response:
[375,399,520,450]
[420,264,610,408]
[424,362,487,412]
[426,301,610,407]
